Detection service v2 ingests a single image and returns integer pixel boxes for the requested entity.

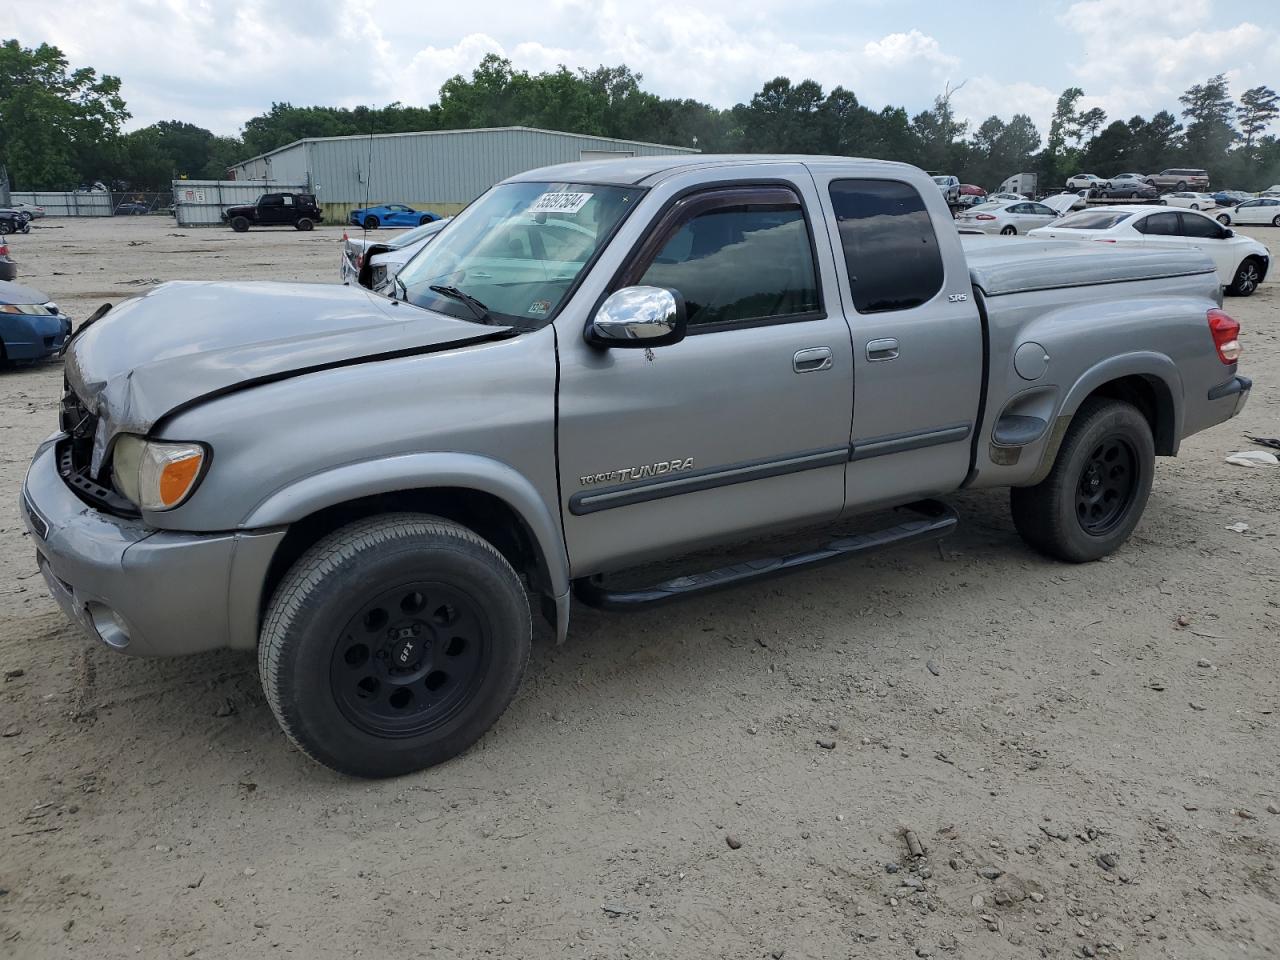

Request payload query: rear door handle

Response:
[793,346,833,373]
[866,338,899,361]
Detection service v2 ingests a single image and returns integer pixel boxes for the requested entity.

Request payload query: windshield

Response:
[397,181,641,328]
[1054,211,1134,230]
[387,218,449,250]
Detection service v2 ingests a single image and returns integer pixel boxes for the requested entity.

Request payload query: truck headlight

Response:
[112,436,208,511]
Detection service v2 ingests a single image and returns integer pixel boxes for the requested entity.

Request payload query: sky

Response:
[10,0,1280,143]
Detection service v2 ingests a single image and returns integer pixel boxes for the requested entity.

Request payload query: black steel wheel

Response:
[1074,436,1137,535]
[329,580,492,739]
[260,513,531,778]
[1011,397,1154,562]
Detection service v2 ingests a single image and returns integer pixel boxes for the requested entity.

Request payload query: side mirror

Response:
[1223,228,1234,238]
[587,286,686,348]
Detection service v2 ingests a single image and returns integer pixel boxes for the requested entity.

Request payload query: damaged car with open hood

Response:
[22,155,1250,778]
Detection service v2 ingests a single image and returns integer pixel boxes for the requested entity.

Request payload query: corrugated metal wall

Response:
[10,191,113,216]
[172,180,309,226]
[229,127,696,222]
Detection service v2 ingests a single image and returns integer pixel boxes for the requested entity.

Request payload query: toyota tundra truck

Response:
[21,155,1251,777]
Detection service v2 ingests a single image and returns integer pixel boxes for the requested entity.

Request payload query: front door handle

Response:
[866,338,899,361]
[793,346,833,373]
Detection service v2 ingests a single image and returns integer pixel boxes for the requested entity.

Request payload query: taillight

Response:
[976,214,996,220]
[0,243,8,257]
[1207,308,1241,364]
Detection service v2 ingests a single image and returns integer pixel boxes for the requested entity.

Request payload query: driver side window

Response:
[629,187,821,331]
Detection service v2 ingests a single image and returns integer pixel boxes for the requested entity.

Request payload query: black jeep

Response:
[222,193,323,232]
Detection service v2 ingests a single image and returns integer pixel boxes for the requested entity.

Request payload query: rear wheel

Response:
[1273,215,1280,228]
[231,216,250,232]
[1000,225,1017,235]
[1217,213,1231,225]
[1228,257,1262,296]
[1129,192,1139,199]
[259,514,531,778]
[1011,398,1154,563]
[419,215,433,226]
[0,221,11,236]
[295,218,314,231]
[363,215,380,230]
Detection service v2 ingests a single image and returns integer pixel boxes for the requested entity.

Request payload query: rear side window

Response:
[1137,212,1179,236]
[634,187,820,329]
[829,179,943,313]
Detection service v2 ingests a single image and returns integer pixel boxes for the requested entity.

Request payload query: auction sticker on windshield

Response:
[528,192,592,214]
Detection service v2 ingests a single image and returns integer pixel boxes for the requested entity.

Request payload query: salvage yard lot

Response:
[1,216,1278,959]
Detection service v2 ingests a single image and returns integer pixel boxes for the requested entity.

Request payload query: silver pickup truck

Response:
[21,155,1251,777]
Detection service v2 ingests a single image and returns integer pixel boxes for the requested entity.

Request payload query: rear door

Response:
[1135,210,1182,249]
[808,172,984,511]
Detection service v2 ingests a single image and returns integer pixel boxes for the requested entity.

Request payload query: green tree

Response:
[1179,73,1235,170]
[1236,85,1279,152]
[0,39,129,189]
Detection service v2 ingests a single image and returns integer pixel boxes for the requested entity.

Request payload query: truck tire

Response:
[259,513,531,778]
[1010,398,1154,563]
[231,216,250,233]
[1227,257,1263,296]
[295,218,314,231]
[363,215,380,230]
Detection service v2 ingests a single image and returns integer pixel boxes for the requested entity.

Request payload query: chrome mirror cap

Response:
[589,286,686,347]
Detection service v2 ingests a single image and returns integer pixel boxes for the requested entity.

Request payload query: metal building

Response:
[228,125,698,223]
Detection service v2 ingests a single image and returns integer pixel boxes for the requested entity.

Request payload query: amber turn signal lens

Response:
[158,452,203,507]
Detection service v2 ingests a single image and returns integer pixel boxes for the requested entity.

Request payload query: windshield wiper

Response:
[428,284,493,324]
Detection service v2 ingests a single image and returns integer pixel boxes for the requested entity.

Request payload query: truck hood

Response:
[64,280,511,450]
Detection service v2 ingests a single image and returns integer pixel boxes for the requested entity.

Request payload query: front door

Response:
[556,176,854,575]
[806,172,984,511]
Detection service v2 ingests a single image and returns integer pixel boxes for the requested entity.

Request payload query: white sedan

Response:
[954,200,1063,235]
[1215,197,1280,228]
[1027,206,1270,296]
[1065,173,1106,190]
[1159,192,1218,211]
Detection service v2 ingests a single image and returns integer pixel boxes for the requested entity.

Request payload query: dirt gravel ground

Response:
[1,216,1278,960]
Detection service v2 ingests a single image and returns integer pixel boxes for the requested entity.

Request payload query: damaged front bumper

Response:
[19,436,284,657]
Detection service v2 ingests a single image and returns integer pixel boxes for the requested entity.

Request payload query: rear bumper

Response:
[1207,374,1251,411]
[20,438,284,657]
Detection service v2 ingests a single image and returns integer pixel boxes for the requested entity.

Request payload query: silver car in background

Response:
[954,199,1063,235]
[340,218,451,295]
[932,175,960,204]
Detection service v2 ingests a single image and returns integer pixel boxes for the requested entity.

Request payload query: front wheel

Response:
[231,216,250,232]
[0,222,9,236]
[1273,215,1280,228]
[1228,257,1262,296]
[1010,398,1154,563]
[1217,213,1231,225]
[259,514,531,778]
[1175,181,1187,191]
[1000,225,1017,235]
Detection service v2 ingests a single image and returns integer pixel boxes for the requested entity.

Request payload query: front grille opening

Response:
[57,378,139,517]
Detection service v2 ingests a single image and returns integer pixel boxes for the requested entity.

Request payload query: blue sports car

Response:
[348,204,441,229]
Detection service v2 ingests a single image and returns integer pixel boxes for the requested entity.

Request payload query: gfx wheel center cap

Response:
[390,625,426,668]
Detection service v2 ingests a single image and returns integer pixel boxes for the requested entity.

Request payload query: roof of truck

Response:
[507,154,919,187]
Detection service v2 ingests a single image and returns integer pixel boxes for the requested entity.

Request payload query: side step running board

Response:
[573,499,958,611]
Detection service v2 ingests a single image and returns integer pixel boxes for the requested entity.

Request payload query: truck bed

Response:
[960,235,1216,297]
